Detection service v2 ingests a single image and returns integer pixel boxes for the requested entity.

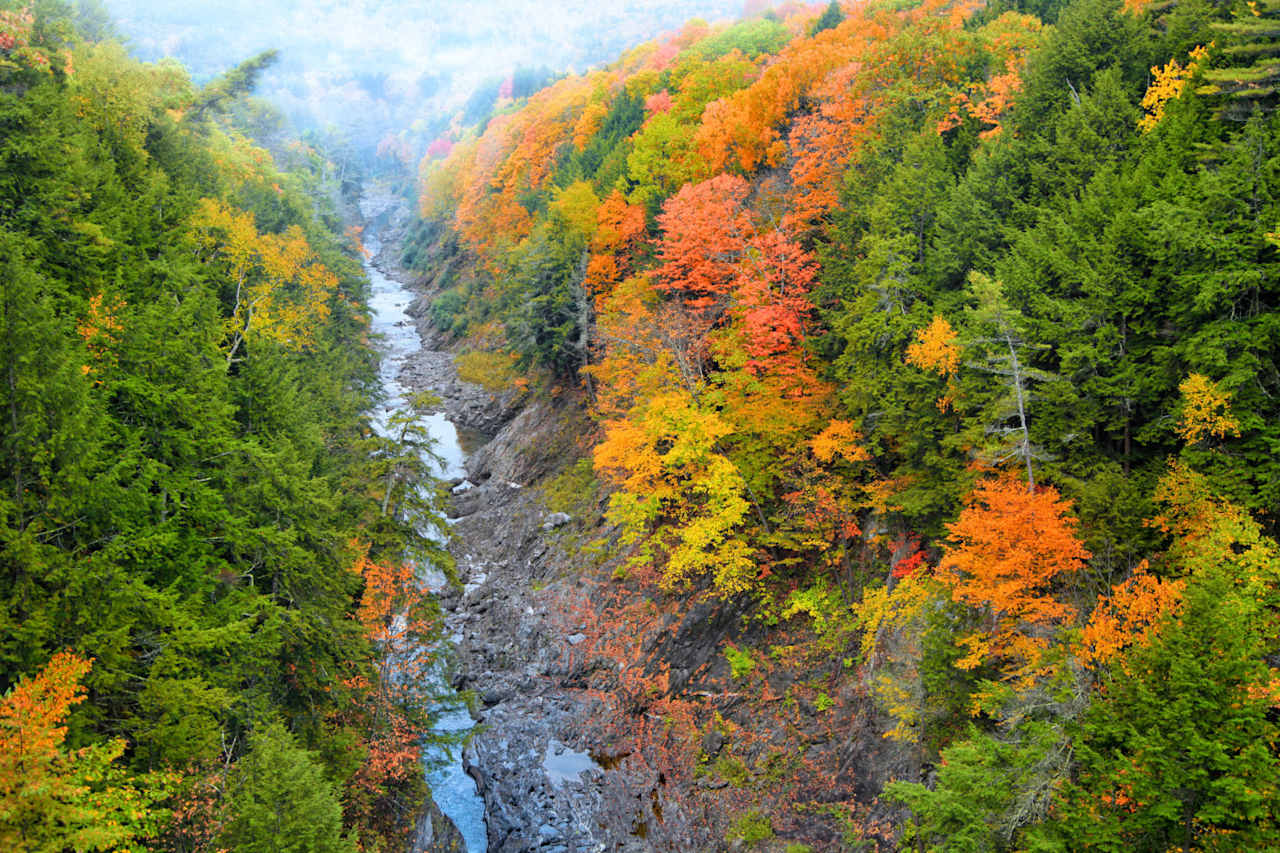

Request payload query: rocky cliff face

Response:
[410,798,468,853]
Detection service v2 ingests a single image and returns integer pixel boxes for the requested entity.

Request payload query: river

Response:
[363,231,489,853]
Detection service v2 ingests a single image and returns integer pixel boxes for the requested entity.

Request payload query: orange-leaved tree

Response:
[349,540,438,689]
[587,276,760,599]
[584,190,649,296]
[730,228,819,386]
[339,542,443,844]
[1,651,172,850]
[1078,560,1184,669]
[447,70,608,260]
[75,291,125,381]
[655,173,754,313]
[939,474,1090,679]
[905,313,961,411]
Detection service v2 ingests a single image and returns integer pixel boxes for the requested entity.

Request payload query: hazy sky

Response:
[100,0,749,153]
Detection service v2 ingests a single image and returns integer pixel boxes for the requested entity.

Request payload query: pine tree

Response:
[809,1,845,36]
[220,722,356,853]
[1199,0,1280,118]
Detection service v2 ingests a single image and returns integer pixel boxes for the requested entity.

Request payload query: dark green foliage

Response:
[817,0,1280,845]
[19,0,1277,846]
[1199,0,1280,117]
[1036,566,1280,850]
[219,722,356,853]
[914,599,983,749]
[1010,0,1149,134]
[820,117,977,530]
[972,0,1071,26]
[561,88,646,192]
[809,1,845,36]
[822,0,1280,538]
[429,289,469,336]
[504,220,591,375]
[887,721,1069,852]
[0,6,443,847]
[401,214,458,273]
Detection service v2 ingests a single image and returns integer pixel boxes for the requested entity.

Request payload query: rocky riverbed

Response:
[363,186,678,852]
[401,316,680,852]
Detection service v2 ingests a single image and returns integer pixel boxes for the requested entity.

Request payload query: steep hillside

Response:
[409,0,1280,848]
[0,6,453,850]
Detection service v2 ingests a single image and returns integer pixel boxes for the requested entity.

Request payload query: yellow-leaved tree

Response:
[1176,372,1240,444]
[190,198,338,362]
[594,387,757,597]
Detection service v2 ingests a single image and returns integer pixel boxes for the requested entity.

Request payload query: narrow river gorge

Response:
[358,188,678,852]
[361,195,488,852]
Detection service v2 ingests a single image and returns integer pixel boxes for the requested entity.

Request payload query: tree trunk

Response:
[1005,331,1035,491]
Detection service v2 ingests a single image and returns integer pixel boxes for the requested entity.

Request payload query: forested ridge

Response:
[410,0,1280,848]
[8,0,1280,849]
[1,3,449,850]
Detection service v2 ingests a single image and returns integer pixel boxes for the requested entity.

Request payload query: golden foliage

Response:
[572,101,608,151]
[1176,372,1240,443]
[594,389,758,597]
[905,314,961,377]
[1138,45,1209,133]
[858,573,944,742]
[1151,460,1279,591]
[549,180,601,238]
[190,198,338,360]
[810,419,870,466]
[76,292,125,378]
[454,349,523,392]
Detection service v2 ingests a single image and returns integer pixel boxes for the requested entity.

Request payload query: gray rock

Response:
[407,794,466,853]
[387,229,721,852]
[701,726,726,758]
[541,511,572,531]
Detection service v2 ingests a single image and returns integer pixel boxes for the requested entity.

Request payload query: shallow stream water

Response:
[364,234,489,853]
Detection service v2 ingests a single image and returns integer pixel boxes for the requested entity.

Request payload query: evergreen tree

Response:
[809,1,845,36]
[1199,0,1280,118]
[220,722,356,853]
